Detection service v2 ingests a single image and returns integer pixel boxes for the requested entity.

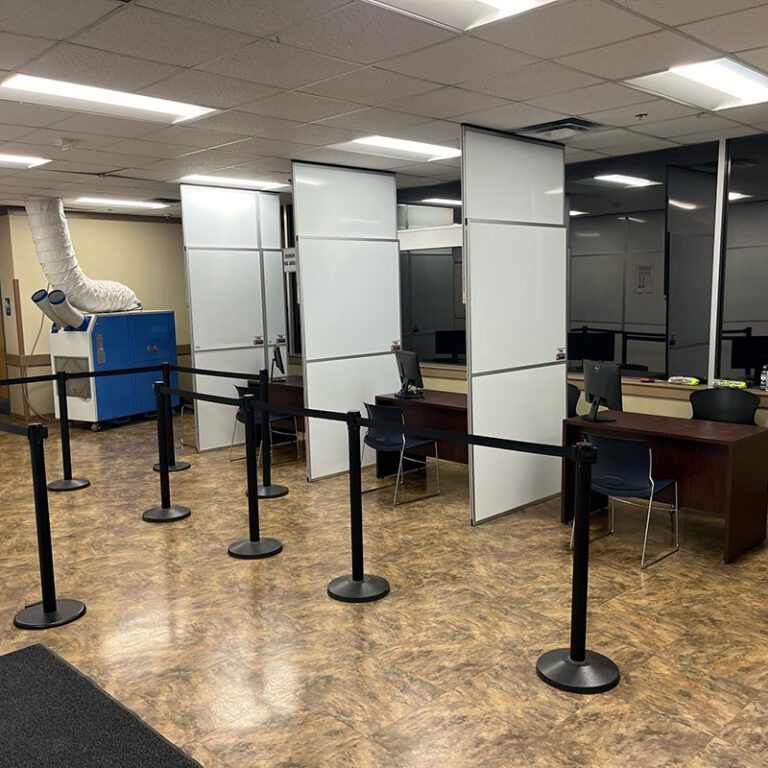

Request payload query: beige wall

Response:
[0,210,187,417]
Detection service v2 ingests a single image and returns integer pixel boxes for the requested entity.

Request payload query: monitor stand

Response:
[395,384,423,400]
[581,397,616,423]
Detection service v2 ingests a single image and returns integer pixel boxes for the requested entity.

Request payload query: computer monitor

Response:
[730,336,768,382]
[582,360,622,422]
[568,331,615,367]
[270,345,286,381]
[435,329,466,362]
[394,350,424,399]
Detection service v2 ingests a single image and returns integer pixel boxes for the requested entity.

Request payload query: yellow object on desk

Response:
[667,376,701,386]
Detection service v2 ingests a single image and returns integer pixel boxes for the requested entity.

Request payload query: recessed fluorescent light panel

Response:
[363,0,560,31]
[422,198,461,206]
[625,58,768,111]
[0,74,215,124]
[594,174,661,188]
[180,175,289,190]
[74,197,168,209]
[332,135,461,163]
[729,191,752,201]
[0,153,50,168]
[569,210,589,216]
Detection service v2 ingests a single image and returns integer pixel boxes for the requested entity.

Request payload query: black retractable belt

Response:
[143,383,191,523]
[14,423,86,629]
[47,371,90,493]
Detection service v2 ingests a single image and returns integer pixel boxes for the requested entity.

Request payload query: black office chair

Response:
[229,385,301,463]
[690,387,759,425]
[567,383,580,418]
[361,402,440,506]
[571,433,679,569]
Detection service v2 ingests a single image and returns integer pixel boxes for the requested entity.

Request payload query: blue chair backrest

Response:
[586,433,652,493]
[363,402,404,450]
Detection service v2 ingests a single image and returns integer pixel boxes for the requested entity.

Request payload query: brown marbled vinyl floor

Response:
[0,416,767,768]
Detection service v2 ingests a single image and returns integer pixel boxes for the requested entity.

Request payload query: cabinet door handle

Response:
[146,343,159,353]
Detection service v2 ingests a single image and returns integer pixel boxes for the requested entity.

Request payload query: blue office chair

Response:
[571,433,679,569]
[229,385,301,464]
[362,402,440,506]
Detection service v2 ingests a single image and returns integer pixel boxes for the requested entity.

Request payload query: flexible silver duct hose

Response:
[24,197,141,313]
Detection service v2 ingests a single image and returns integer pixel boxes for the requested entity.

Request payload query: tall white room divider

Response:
[292,162,401,481]
[180,184,284,452]
[462,126,567,523]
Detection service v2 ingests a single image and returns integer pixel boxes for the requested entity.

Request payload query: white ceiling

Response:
[0,0,768,212]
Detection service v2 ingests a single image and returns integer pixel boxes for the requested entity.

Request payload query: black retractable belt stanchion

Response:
[143,383,191,523]
[536,440,620,694]
[256,369,288,500]
[15,423,86,629]
[229,394,283,559]
[328,411,389,603]
[48,371,90,492]
[154,362,190,473]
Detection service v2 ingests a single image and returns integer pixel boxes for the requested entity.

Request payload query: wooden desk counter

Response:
[268,375,305,431]
[562,411,768,563]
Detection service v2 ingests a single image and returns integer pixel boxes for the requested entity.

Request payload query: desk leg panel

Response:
[725,437,768,563]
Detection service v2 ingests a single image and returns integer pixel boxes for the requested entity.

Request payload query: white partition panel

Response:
[181,185,283,451]
[294,161,400,480]
[304,355,401,479]
[463,126,566,523]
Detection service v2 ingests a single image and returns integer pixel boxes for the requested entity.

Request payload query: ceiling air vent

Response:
[516,118,604,142]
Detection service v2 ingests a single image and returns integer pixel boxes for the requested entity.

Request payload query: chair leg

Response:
[434,442,440,496]
[393,442,406,506]
[641,484,680,569]
[295,417,301,461]
[570,498,614,550]
[228,417,245,462]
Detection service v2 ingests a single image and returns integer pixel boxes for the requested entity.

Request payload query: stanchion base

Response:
[142,505,191,523]
[14,598,86,630]
[327,574,390,603]
[257,484,289,499]
[536,648,620,694]
[228,537,283,559]
[153,461,191,473]
[47,477,90,492]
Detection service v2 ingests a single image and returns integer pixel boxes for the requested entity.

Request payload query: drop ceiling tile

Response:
[0,33,55,70]
[19,44,182,91]
[379,37,536,86]
[141,125,248,149]
[680,6,768,52]
[260,123,365,146]
[231,157,294,174]
[277,2,454,65]
[177,145,271,166]
[73,6,255,67]
[613,0,766,25]
[736,46,768,73]
[473,0,659,58]
[134,157,246,179]
[718,101,768,124]
[584,99,700,128]
[97,139,191,158]
[391,161,459,179]
[47,113,164,138]
[565,127,667,149]
[0,123,35,141]
[192,111,301,137]
[292,146,404,170]
[527,82,657,114]
[141,71,279,110]
[316,107,430,132]
[633,114,742,138]
[461,61,600,101]
[671,125,759,143]
[565,148,609,163]
[395,173,440,188]
[0,0,121,39]
[383,87,508,119]
[599,137,680,155]
[389,120,461,143]
[301,67,437,105]
[239,92,360,122]
[0,101,75,128]
[556,31,718,80]
[201,39,359,89]
[216,137,311,158]
[136,0,350,37]
[452,102,567,131]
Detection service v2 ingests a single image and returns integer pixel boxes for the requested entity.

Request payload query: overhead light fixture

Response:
[625,58,768,111]
[0,74,215,124]
[332,135,461,163]
[729,191,752,201]
[0,153,51,168]
[594,174,660,188]
[179,175,289,190]
[73,197,169,210]
[669,199,699,211]
[363,0,560,32]
[422,198,461,206]
[569,210,589,217]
